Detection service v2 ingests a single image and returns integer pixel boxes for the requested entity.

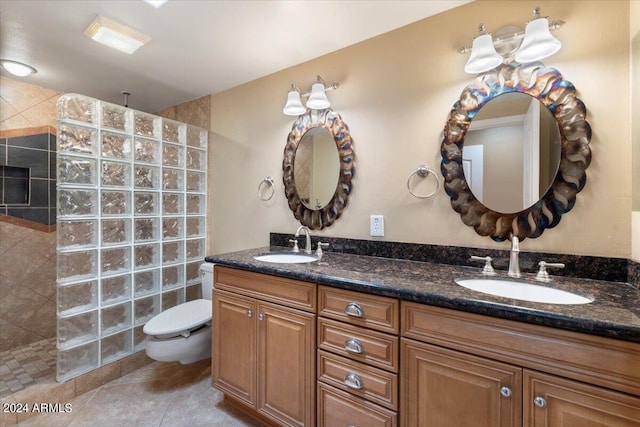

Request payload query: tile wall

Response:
[0,129,57,225]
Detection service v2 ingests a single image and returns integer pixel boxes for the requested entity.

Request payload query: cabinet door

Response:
[212,290,256,408]
[257,301,316,427]
[401,338,521,427]
[525,370,640,426]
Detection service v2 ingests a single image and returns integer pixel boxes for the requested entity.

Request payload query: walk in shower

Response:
[55,94,208,381]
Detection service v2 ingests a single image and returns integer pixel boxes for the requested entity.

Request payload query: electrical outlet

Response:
[370,215,384,237]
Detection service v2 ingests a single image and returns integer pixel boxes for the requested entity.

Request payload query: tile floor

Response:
[16,359,265,427]
[0,337,57,398]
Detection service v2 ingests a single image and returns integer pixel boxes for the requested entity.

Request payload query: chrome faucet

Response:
[295,225,312,254]
[508,235,521,278]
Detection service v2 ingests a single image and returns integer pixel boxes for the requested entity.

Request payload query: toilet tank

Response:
[199,263,215,300]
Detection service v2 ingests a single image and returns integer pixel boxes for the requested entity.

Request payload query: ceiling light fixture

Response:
[84,15,151,54]
[458,7,564,74]
[282,75,340,116]
[143,0,169,8]
[0,59,37,77]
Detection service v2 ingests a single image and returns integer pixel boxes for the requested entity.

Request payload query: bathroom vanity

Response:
[206,248,640,427]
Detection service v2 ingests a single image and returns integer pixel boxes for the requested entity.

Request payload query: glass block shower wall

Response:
[55,94,208,381]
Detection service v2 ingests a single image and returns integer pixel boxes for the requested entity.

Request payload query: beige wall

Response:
[632,0,639,261]
[209,0,632,258]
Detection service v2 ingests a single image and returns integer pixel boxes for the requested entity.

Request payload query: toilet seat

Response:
[143,299,211,338]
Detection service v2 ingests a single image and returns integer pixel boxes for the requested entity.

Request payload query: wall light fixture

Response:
[283,75,340,116]
[0,59,37,77]
[459,7,564,74]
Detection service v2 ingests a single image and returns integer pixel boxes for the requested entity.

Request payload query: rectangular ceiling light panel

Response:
[84,15,150,54]
[144,0,169,8]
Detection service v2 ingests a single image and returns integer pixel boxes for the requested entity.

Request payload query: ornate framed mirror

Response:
[283,109,355,230]
[440,63,591,241]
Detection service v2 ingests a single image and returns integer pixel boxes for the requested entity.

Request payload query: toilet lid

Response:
[143,299,212,336]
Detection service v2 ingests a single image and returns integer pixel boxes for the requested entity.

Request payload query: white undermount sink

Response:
[253,253,318,264]
[455,278,593,305]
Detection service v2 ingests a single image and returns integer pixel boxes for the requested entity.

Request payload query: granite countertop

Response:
[205,246,640,344]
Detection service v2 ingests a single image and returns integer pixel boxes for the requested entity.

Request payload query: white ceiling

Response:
[0,0,470,113]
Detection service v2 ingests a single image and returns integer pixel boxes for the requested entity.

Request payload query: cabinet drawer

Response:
[214,266,316,312]
[318,317,399,372]
[318,350,398,410]
[318,286,399,333]
[318,383,397,427]
[402,302,640,397]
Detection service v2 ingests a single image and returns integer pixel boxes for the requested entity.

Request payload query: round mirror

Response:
[294,127,340,210]
[441,63,591,242]
[283,109,355,230]
[463,92,561,213]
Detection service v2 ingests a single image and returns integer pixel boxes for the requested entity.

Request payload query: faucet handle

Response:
[470,256,496,276]
[316,242,329,258]
[535,261,565,282]
[289,239,300,253]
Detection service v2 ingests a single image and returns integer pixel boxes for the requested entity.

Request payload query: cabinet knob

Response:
[344,302,364,318]
[258,313,264,321]
[344,338,364,354]
[500,386,512,398]
[343,372,364,390]
[247,310,253,318]
[534,396,547,408]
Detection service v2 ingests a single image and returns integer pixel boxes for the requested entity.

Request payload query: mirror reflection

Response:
[463,92,561,213]
[283,108,355,230]
[294,127,340,210]
[440,63,591,241]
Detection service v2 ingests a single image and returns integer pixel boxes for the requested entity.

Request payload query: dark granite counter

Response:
[205,246,640,343]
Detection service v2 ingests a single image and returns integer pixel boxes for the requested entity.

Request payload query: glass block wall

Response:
[55,94,207,381]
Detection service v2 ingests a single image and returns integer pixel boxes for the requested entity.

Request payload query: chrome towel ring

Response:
[407,165,439,199]
[258,176,275,201]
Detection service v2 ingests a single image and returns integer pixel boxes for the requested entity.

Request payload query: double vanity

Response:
[205,45,638,426]
[206,246,639,427]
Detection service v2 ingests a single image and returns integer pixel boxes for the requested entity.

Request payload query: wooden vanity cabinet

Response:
[401,302,640,427]
[212,267,317,427]
[317,286,400,427]
[212,291,256,407]
[401,338,522,427]
[524,371,640,427]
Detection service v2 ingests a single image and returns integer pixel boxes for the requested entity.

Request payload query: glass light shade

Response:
[283,90,306,116]
[306,83,330,109]
[1,60,37,77]
[515,17,561,63]
[464,34,503,74]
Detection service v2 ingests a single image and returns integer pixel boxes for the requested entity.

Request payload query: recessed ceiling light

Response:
[84,15,150,54]
[0,59,37,77]
[144,0,169,8]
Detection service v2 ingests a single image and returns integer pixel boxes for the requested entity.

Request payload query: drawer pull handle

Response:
[247,310,253,318]
[500,386,512,398]
[344,302,364,318]
[534,396,547,408]
[344,338,363,354]
[343,372,364,390]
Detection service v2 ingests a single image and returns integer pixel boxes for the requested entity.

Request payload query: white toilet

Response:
[143,263,214,364]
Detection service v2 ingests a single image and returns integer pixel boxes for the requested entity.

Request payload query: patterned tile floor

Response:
[0,337,57,398]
